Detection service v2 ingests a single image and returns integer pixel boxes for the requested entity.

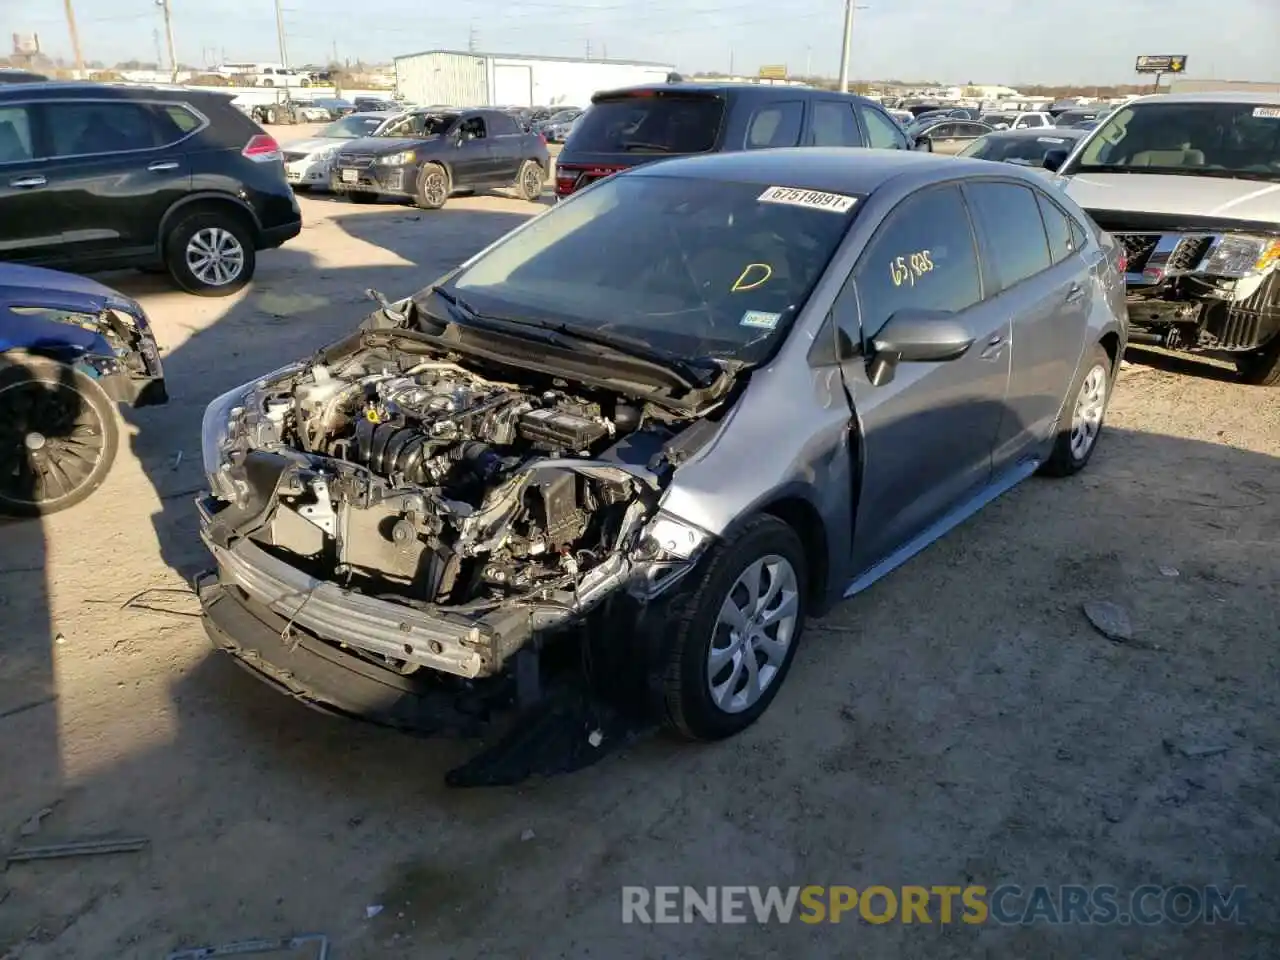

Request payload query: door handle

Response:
[147,161,180,172]
[979,333,1006,360]
[1065,283,1086,304]
[9,175,46,188]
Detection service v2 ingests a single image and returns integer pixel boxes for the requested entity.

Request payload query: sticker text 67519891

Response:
[891,250,934,287]
[758,186,858,213]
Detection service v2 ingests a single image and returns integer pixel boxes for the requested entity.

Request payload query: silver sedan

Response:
[197,149,1127,753]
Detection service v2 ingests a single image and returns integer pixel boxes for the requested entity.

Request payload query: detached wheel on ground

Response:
[0,356,119,518]
[415,163,450,210]
[1235,336,1280,386]
[657,514,808,741]
[164,209,256,297]
[516,159,544,202]
[1040,342,1112,477]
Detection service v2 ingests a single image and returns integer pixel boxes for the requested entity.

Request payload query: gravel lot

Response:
[1,177,1278,958]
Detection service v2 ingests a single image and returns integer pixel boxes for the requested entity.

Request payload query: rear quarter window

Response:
[571,95,724,153]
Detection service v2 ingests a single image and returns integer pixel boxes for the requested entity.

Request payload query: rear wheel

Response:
[0,357,119,517]
[1235,336,1280,386]
[1040,343,1111,477]
[164,209,256,297]
[263,106,278,124]
[415,163,450,210]
[516,159,543,202]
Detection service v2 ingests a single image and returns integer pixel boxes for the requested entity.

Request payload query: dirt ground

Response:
[1,171,1278,958]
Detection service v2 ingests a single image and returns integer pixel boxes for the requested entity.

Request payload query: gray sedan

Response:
[196,149,1127,755]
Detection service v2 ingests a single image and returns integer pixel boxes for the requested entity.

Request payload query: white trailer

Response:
[393,50,675,108]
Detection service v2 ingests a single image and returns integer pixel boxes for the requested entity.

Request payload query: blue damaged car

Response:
[0,264,166,517]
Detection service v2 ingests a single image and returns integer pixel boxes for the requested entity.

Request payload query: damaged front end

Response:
[195,326,725,746]
[1096,217,1280,355]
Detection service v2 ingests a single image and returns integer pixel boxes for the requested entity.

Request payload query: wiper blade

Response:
[506,317,716,385]
[620,141,673,152]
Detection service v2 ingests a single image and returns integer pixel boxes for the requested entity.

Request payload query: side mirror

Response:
[866,309,975,386]
[914,136,933,153]
[1042,148,1068,172]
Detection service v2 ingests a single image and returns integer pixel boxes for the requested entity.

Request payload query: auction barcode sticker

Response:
[1253,107,1280,119]
[758,186,858,213]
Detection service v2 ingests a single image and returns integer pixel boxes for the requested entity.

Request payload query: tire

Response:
[345,190,378,204]
[414,163,450,210]
[1040,343,1112,477]
[164,209,257,297]
[0,356,119,518]
[656,514,808,741]
[263,107,278,125]
[1235,336,1280,386]
[515,159,544,202]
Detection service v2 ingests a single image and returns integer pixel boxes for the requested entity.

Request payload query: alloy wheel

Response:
[706,554,800,714]
[185,227,245,287]
[0,378,108,508]
[1070,363,1108,460]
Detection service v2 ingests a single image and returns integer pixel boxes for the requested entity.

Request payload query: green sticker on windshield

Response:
[740,310,781,330]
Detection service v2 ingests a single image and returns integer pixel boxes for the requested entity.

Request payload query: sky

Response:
[9,0,1279,86]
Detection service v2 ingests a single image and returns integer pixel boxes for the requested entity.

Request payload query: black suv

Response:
[0,82,302,296]
[555,82,913,198]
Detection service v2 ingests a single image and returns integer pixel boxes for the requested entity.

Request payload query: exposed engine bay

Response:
[201,338,726,679]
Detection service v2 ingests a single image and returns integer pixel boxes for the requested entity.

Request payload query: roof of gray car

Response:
[632,148,1000,193]
[1128,90,1280,106]
[983,127,1087,139]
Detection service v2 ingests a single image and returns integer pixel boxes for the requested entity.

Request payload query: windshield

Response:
[961,132,1077,164]
[1070,101,1280,179]
[568,95,724,153]
[547,109,578,124]
[320,115,387,139]
[376,112,458,139]
[980,114,1012,127]
[443,174,859,364]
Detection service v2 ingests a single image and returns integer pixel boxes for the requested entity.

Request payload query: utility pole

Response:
[585,38,592,59]
[63,0,84,74]
[602,42,607,59]
[273,0,289,68]
[805,44,812,77]
[468,24,479,53]
[838,2,868,93]
[157,0,178,82]
[331,40,338,64]
[729,48,734,76]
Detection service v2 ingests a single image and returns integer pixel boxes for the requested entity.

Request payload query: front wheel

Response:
[656,515,808,741]
[164,210,256,297]
[0,357,119,517]
[515,159,544,202]
[1040,343,1112,477]
[415,163,450,210]
[1235,336,1280,386]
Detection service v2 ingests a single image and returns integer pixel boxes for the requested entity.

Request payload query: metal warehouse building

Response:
[393,50,676,109]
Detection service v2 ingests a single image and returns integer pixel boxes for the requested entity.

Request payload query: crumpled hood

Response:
[337,135,437,156]
[1061,172,1280,224]
[0,263,118,310]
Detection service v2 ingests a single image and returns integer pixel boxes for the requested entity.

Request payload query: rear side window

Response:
[745,101,803,149]
[571,95,723,153]
[859,105,908,149]
[1036,192,1077,264]
[809,101,861,147]
[46,101,162,156]
[853,185,981,339]
[489,112,518,135]
[966,181,1052,290]
[0,105,34,162]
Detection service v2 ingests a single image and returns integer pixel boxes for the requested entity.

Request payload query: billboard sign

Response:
[1135,55,1187,74]
[758,64,787,80]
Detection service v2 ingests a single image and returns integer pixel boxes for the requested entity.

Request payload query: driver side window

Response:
[851,185,981,342]
[460,116,487,140]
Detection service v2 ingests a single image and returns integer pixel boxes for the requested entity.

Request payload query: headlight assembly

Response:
[377,150,416,165]
[201,383,251,500]
[637,511,712,561]
[1203,235,1280,278]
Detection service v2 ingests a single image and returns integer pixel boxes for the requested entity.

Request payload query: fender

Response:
[156,192,263,252]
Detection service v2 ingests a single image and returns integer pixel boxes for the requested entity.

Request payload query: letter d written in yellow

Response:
[799,886,826,924]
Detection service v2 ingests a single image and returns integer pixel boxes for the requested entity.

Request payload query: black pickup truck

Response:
[331,107,551,209]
